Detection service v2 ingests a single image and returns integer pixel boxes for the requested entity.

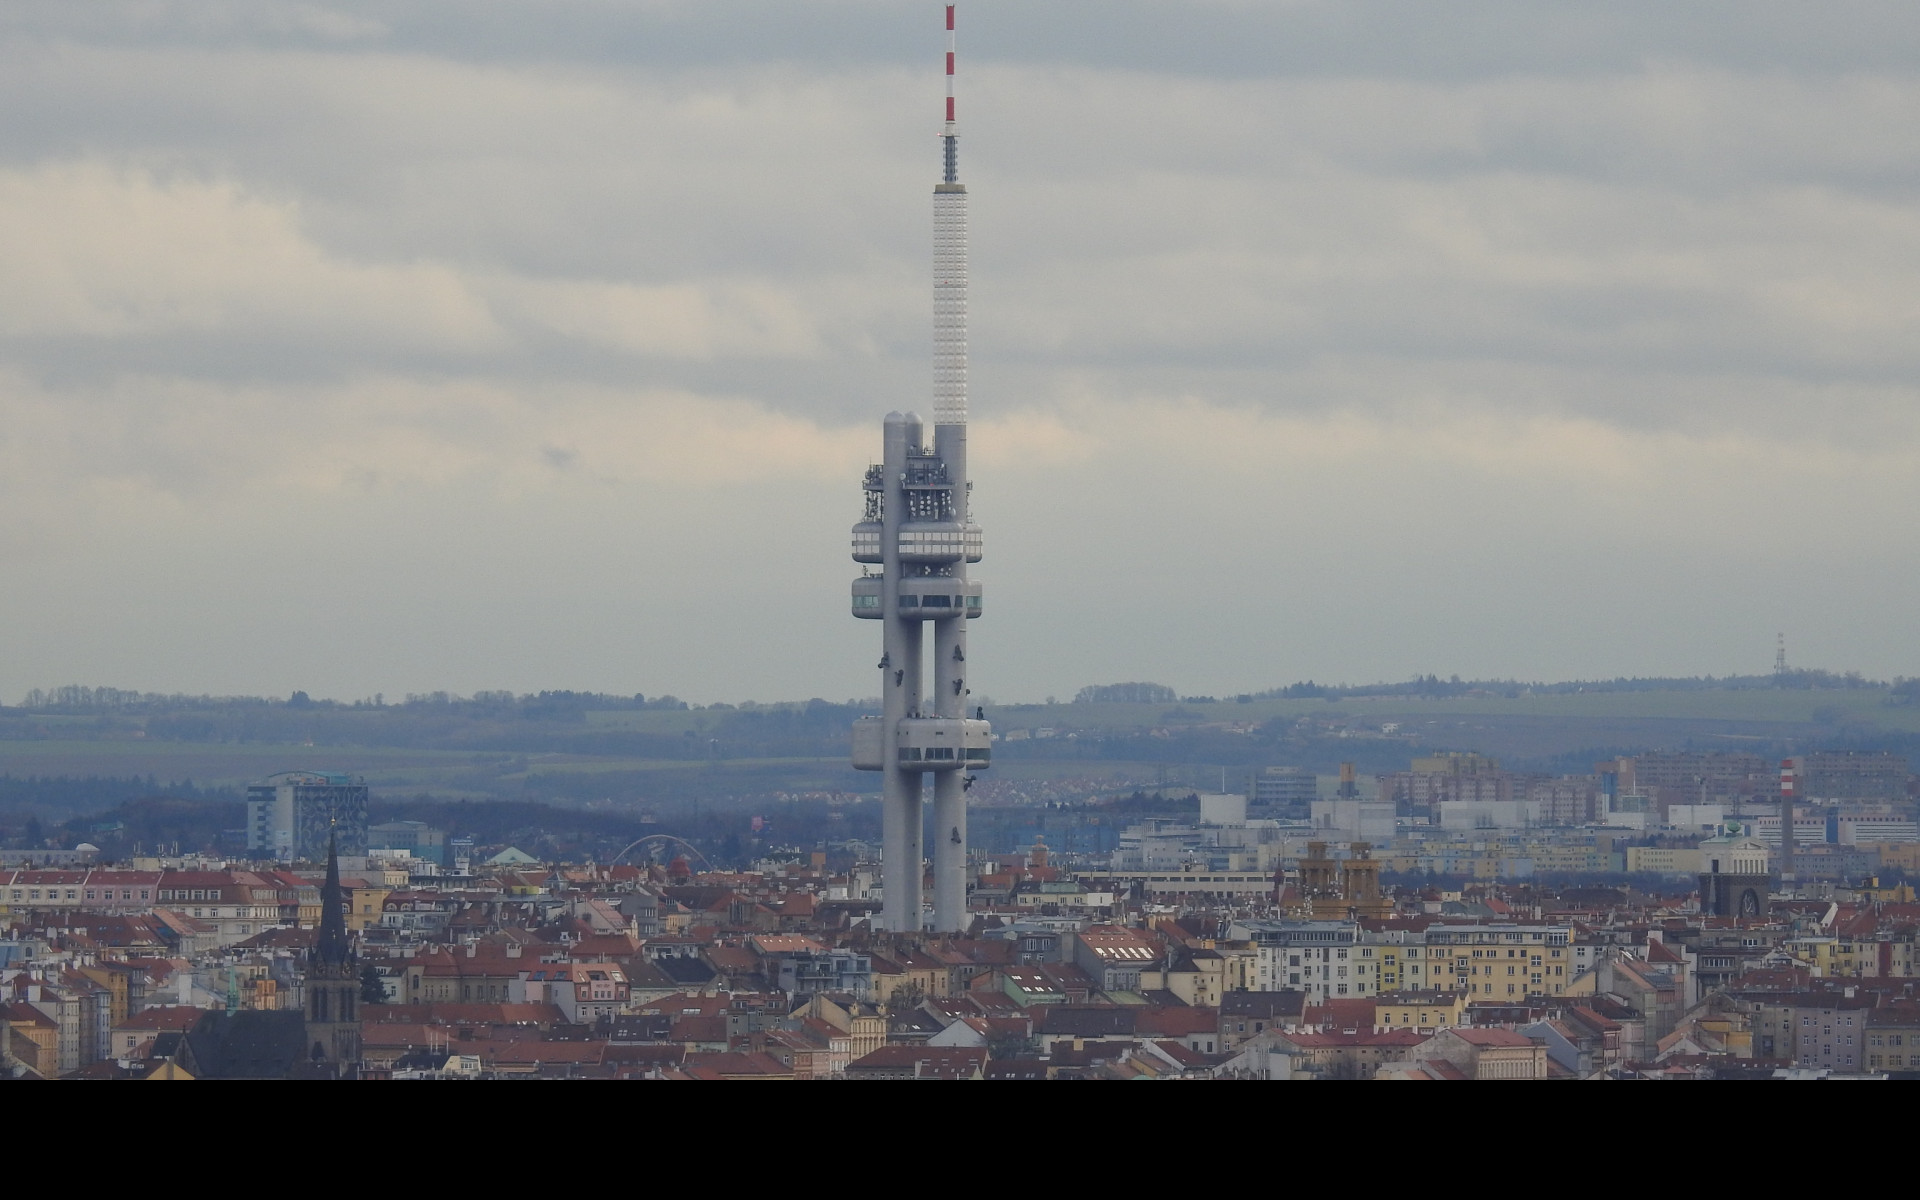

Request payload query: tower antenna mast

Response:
[943,4,958,182]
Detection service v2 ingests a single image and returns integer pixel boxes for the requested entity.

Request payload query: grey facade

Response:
[368,819,445,864]
[246,771,368,861]
[1254,767,1317,815]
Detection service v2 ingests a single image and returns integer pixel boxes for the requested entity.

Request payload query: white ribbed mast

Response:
[932,3,967,426]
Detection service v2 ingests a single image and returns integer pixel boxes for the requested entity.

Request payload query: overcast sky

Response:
[3,0,1919,704]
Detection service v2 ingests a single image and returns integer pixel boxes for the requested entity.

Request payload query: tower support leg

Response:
[884,770,924,931]
[932,770,967,932]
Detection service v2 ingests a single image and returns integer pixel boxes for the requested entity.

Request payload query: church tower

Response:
[303,832,361,1075]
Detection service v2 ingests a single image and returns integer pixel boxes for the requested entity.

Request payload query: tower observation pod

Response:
[851,4,988,934]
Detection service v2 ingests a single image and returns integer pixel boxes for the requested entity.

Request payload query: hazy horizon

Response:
[4,2,1920,704]
[11,662,1901,712]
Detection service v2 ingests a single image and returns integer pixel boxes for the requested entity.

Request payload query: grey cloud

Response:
[9,1,1920,80]
[0,2,1918,700]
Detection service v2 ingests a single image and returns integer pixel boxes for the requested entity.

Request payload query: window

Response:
[899,596,919,608]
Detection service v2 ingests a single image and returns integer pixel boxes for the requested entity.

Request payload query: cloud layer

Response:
[0,1,1917,701]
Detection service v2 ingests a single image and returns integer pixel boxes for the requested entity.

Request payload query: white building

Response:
[1309,800,1396,842]
[1436,800,1540,831]
[1234,919,1380,1001]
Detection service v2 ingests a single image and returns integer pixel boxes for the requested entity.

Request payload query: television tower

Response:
[849,4,990,933]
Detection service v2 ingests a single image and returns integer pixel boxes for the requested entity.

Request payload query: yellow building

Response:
[1211,941,1260,993]
[348,885,392,932]
[1625,846,1702,874]
[1529,843,1611,873]
[1871,843,1920,874]
[1786,937,1853,978]
[1373,991,1468,1033]
[74,963,135,1025]
[1381,926,1574,1000]
[1854,875,1918,903]
[1785,936,1919,979]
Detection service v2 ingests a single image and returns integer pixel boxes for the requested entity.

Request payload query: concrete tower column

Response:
[931,623,967,931]
[930,418,970,933]
[881,411,925,932]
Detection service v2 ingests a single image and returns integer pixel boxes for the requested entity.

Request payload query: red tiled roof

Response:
[1135,1006,1219,1038]
[1448,1027,1535,1048]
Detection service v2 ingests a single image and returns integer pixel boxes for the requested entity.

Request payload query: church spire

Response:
[313,829,351,967]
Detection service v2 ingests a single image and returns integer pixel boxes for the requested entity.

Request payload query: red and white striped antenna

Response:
[942,5,959,182]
